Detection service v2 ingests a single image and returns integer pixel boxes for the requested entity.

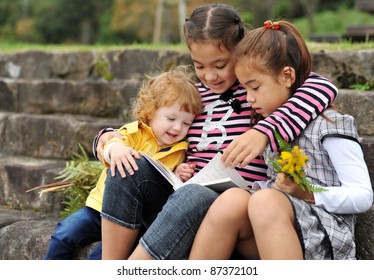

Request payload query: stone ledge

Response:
[0,205,373,260]
[0,154,65,213]
[0,50,373,90]
[0,207,96,260]
[0,78,142,119]
[0,50,191,81]
[355,205,374,260]
[0,112,124,159]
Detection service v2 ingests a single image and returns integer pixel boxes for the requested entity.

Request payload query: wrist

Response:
[103,142,118,164]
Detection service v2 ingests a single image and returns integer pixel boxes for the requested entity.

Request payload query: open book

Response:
[141,152,249,192]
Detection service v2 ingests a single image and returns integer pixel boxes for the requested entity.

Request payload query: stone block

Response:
[0,205,373,260]
[311,50,374,89]
[3,78,126,118]
[334,90,374,136]
[106,49,191,80]
[0,79,16,111]
[0,112,123,159]
[360,136,374,188]
[0,51,53,79]
[0,154,65,214]
[0,208,97,260]
[0,206,98,260]
[50,51,95,80]
[355,205,374,260]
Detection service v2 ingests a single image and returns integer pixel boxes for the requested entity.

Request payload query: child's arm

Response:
[92,128,123,162]
[313,137,373,214]
[222,73,337,167]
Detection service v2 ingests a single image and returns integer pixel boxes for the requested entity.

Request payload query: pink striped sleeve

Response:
[253,73,338,151]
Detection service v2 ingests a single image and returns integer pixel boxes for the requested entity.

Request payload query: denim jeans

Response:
[44,206,102,260]
[101,156,174,229]
[139,184,219,259]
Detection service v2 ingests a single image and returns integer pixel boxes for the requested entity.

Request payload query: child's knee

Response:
[208,188,250,222]
[248,189,292,222]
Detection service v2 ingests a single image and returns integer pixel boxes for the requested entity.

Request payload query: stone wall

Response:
[0,49,373,260]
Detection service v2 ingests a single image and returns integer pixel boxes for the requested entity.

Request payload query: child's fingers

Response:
[132,150,141,159]
[182,172,193,180]
[180,168,194,181]
[125,154,138,173]
[116,161,127,178]
[110,159,126,178]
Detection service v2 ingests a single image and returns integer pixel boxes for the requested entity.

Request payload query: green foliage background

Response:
[1,0,372,45]
[55,145,102,218]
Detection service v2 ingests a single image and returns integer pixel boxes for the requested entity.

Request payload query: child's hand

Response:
[174,163,196,182]
[221,129,268,168]
[109,143,140,178]
[98,131,124,162]
[273,173,315,203]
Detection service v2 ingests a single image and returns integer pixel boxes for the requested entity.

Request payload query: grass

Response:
[0,42,189,53]
[1,6,374,54]
[0,40,373,54]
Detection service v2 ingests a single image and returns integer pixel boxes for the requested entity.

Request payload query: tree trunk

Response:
[153,0,164,44]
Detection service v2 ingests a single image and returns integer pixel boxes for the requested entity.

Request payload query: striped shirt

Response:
[254,72,338,151]
[185,72,337,186]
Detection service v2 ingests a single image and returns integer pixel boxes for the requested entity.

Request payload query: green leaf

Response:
[274,131,292,152]
[54,143,102,218]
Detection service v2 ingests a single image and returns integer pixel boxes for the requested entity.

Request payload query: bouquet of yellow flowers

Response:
[270,132,326,193]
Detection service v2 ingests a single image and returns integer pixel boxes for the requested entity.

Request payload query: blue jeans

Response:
[139,184,219,259]
[101,156,174,230]
[44,206,102,260]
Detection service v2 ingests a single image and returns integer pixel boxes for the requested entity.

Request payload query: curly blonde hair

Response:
[132,65,202,124]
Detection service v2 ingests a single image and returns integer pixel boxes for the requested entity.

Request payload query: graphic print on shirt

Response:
[196,99,233,151]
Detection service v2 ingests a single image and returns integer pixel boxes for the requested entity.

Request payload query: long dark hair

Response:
[184,4,246,52]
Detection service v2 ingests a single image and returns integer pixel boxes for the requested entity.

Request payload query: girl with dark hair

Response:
[189,20,372,260]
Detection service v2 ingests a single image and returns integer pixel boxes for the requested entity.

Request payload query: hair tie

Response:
[264,20,280,30]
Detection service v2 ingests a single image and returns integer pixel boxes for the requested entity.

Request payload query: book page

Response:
[184,152,248,190]
[140,152,183,189]
[141,152,247,192]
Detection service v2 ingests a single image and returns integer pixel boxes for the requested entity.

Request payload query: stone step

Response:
[0,112,124,159]
[0,206,97,259]
[336,90,374,136]
[0,205,372,260]
[0,154,66,215]
[311,50,374,89]
[0,81,372,134]
[355,205,374,260]
[1,50,373,89]
[0,78,141,119]
[0,49,191,80]
[359,136,374,188]
[0,91,373,213]
[0,134,373,216]
[1,89,374,157]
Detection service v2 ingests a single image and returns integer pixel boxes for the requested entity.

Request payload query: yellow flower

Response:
[270,132,326,193]
[277,146,308,175]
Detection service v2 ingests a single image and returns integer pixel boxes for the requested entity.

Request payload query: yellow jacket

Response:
[86,120,188,212]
